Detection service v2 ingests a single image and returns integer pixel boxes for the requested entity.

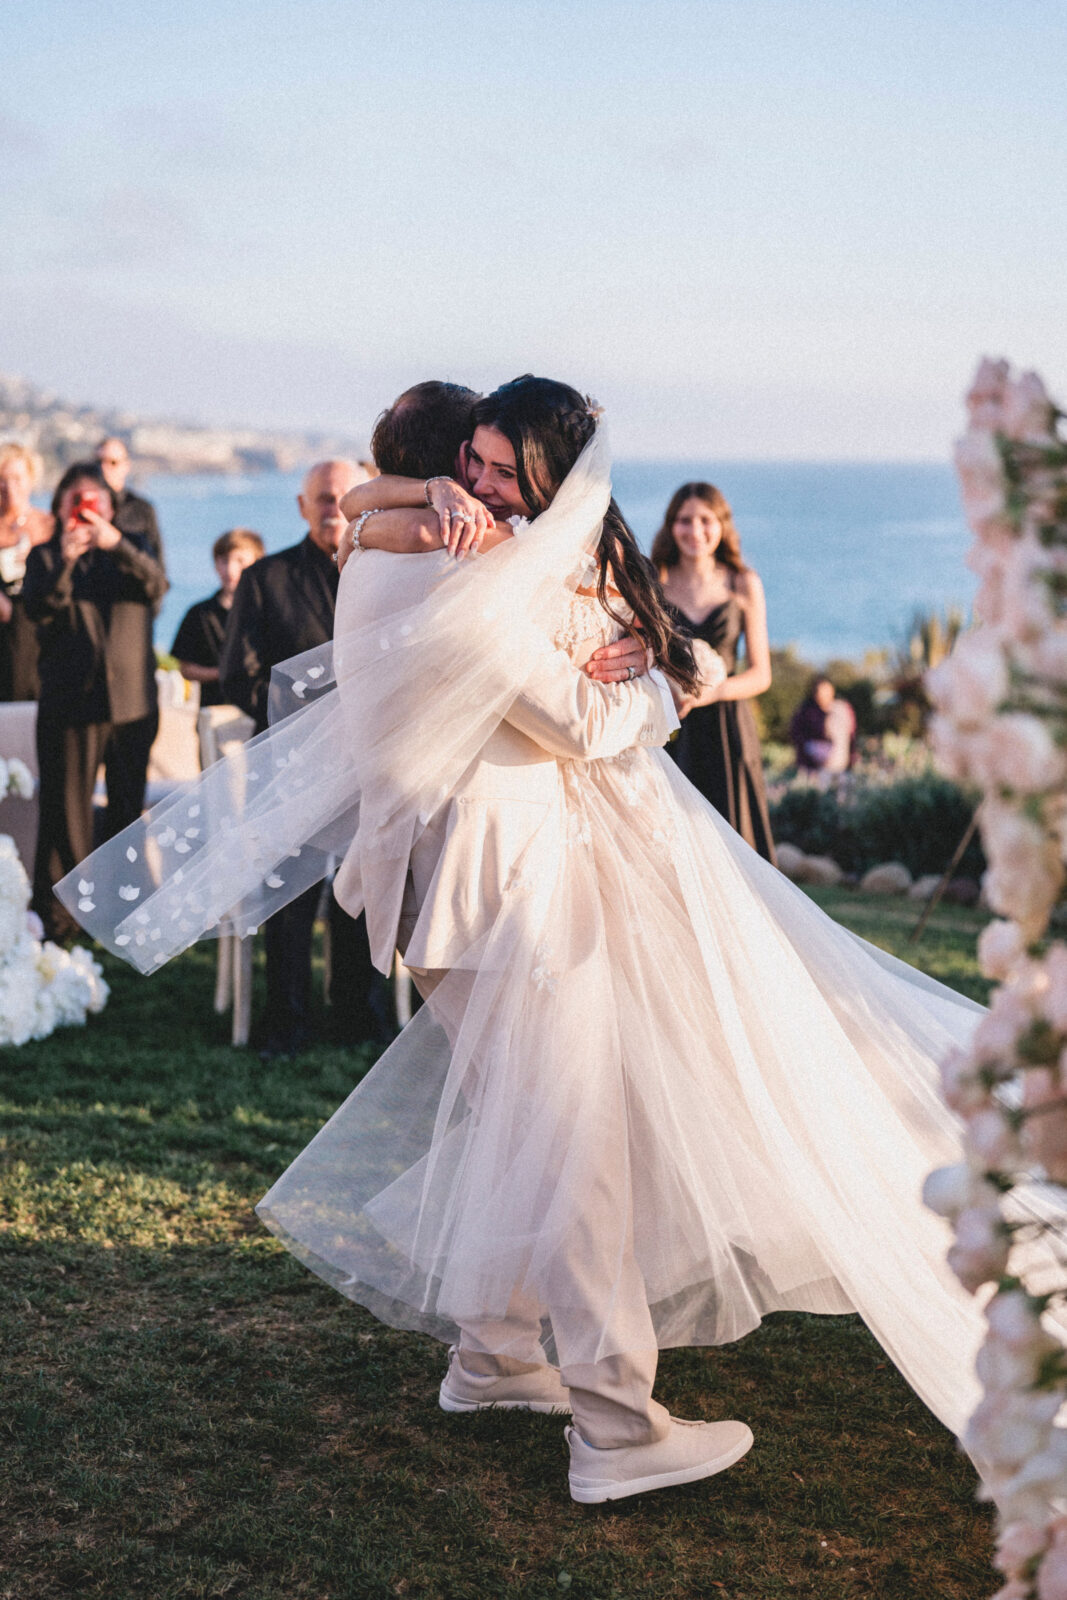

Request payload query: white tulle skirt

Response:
[257,741,987,1444]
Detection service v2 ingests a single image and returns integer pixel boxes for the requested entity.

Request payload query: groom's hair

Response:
[370,381,480,479]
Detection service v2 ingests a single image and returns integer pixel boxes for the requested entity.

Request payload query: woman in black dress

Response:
[653,481,776,863]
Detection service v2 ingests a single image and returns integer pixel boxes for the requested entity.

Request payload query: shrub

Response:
[770,772,984,879]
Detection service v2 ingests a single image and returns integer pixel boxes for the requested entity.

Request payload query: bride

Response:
[57,375,988,1506]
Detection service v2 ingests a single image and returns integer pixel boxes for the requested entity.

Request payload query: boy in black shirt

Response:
[171,528,264,707]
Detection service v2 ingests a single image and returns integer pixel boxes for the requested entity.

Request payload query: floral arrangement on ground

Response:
[0,833,109,1046]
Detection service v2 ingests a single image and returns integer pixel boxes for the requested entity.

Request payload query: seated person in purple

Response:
[791,675,857,776]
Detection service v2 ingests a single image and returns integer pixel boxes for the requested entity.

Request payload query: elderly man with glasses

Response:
[93,437,168,841]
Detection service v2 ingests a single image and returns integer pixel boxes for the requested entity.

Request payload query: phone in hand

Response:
[71,490,100,525]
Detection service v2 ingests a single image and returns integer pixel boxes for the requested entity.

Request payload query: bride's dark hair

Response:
[471,376,700,695]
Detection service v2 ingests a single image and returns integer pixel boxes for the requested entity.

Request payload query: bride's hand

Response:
[585,634,650,684]
[427,479,495,559]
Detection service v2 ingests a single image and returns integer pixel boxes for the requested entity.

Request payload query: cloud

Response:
[105,104,258,175]
[44,186,198,270]
[0,112,49,161]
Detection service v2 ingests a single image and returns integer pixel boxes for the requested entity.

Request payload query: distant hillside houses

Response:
[0,372,361,479]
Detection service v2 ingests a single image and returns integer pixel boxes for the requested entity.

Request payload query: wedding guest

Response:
[219,460,386,1056]
[171,528,264,708]
[23,462,167,939]
[95,436,167,840]
[96,437,163,556]
[791,675,857,778]
[653,481,776,863]
[0,442,52,700]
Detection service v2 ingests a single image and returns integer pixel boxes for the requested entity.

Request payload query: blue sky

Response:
[2,0,1065,456]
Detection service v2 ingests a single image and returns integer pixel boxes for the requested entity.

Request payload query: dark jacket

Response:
[219,536,338,733]
[112,488,163,557]
[112,488,165,619]
[22,534,169,724]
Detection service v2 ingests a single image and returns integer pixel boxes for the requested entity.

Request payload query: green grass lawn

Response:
[1,894,993,1600]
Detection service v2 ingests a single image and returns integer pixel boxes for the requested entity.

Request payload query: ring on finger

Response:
[626,665,636,680]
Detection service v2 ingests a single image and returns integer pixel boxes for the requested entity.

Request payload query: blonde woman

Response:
[0,442,52,700]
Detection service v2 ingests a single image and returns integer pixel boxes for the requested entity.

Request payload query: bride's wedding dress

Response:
[259,578,986,1441]
[57,427,987,1449]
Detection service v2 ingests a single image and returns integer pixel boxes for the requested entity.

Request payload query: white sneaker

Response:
[566,1416,753,1503]
[438,1346,573,1414]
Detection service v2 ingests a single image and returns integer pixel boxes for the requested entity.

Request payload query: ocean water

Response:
[142,460,975,666]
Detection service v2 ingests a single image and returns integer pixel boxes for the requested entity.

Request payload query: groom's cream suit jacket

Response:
[332,548,678,974]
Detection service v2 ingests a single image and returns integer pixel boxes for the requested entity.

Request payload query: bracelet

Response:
[334,507,383,563]
[424,476,451,506]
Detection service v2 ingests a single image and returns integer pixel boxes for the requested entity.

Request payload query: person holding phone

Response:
[22,461,168,939]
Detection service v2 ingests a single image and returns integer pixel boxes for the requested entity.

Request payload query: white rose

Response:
[972,714,1067,796]
[692,638,727,692]
[0,950,41,1046]
[977,1336,1045,1394]
[967,1389,1061,1471]
[940,1048,992,1114]
[965,357,1011,428]
[956,428,1010,534]
[972,987,1032,1066]
[996,1521,1051,1578]
[927,630,1008,730]
[923,1162,1000,1221]
[996,1432,1067,1528]
[69,945,109,1013]
[982,800,1063,939]
[987,1289,1054,1352]
[928,713,970,782]
[1001,537,1058,643]
[978,920,1028,981]
[967,539,1012,611]
[1029,631,1067,686]
[1002,370,1056,444]
[1042,945,1067,1030]
[5,758,34,800]
[965,1105,1023,1171]
[947,1203,1011,1292]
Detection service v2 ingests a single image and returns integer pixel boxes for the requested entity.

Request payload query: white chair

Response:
[0,701,38,870]
[197,704,257,1046]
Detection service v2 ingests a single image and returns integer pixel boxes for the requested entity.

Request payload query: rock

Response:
[802,855,844,887]
[945,876,980,907]
[775,843,808,882]
[860,862,913,895]
[907,873,942,902]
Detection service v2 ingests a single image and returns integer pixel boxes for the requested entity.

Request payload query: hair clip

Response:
[585,396,605,421]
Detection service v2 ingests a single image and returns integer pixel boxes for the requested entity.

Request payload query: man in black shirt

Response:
[96,437,163,557]
[171,528,264,708]
[95,437,166,838]
[220,459,386,1056]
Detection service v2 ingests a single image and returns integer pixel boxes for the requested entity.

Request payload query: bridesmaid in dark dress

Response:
[652,481,776,864]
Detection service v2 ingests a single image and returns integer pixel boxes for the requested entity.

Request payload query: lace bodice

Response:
[553,590,628,662]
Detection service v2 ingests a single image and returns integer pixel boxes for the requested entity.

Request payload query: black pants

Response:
[33,714,111,940]
[103,711,158,840]
[262,881,388,1050]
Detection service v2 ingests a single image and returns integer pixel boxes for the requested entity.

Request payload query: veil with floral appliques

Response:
[55,427,613,971]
